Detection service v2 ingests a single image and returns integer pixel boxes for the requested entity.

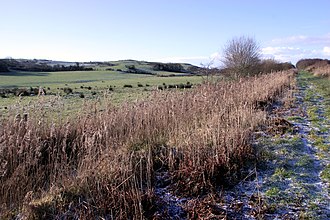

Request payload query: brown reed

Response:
[0,70,296,219]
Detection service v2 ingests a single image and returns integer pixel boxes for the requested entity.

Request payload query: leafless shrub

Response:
[222,36,261,77]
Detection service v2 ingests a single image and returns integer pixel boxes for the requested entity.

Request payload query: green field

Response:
[0,70,202,88]
[0,63,205,116]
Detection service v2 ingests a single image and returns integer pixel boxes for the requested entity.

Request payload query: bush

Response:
[79,93,85,98]
[123,84,133,88]
[184,84,192,89]
[14,88,30,96]
[177,84,185,89]
[125,65,136,70]
[63,87,73,94]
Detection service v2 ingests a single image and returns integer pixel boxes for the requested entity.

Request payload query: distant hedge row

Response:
[0,59,93,72]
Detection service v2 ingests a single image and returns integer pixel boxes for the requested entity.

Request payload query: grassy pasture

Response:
[0,70,143,87]
[0,69,204,116]
[0,70,200,88]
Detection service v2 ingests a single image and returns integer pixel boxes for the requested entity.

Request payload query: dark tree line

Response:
[153,63,186,73]
[0,60,9,72]
[0,59,93,72]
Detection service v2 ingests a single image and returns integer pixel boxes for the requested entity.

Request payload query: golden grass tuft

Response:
[313,65,330,79]
[304,61,330,79]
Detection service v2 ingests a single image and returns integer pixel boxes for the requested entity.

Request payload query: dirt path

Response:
[153,73,329,219]
[214,73,330,219]
[255,73,330,219]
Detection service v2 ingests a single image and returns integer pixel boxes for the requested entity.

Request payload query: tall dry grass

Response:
[303,60,330,79]
[312,65,330,78]
[0,70,295,219]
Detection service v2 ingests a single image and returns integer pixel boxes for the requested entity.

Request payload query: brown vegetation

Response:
[296,58,330,78]
[313,65,330,78]
[0,70,296,219]
[296,58,330,70]
[259,59,294,74]
[305,61,330,79]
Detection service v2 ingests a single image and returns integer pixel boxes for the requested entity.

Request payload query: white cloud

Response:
[271,33,330,46]
[323,46,330,55]
[264,33,330,64]
[153,52,222,67]
[262,46,301,55]
[261,46,323,64]
[210,52,221,60]
[152,56,209,66]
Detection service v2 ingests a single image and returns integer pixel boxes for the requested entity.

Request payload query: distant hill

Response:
[0,58,203,76]
[105,60,203,76]
[0,58,93,72]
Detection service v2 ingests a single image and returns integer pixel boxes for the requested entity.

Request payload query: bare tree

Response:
[222,36,261,77]
[0,60,9,72]
[200,59,215,82]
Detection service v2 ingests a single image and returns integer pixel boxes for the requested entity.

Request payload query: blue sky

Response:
[1,0,329,66]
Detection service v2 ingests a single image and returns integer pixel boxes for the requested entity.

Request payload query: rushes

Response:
[313,65,330,78]
[0,70,295,218]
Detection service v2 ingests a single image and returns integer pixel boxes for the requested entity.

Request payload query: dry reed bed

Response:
[0,70,295,219]
[313,65,330,78]
[305,62,330,78]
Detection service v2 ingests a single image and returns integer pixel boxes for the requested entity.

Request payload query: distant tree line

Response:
[259,59,295,73]
[0,60,9,72]
[0,59,93,72]
[153,63,186,73]
[124,65,154,75]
